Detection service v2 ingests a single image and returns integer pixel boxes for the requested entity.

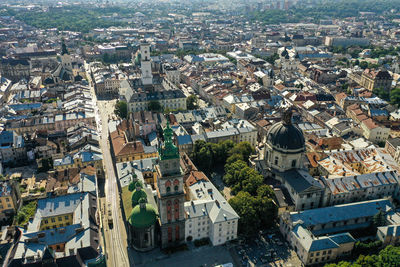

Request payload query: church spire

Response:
[159,120,179,160]
[61,39,69,55]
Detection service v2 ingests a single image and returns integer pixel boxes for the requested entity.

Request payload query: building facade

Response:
[156,122,185,248]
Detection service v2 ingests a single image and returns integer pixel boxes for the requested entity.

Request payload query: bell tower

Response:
[60,39,72,73]
[156,121,185,248]
[140,43,153,85]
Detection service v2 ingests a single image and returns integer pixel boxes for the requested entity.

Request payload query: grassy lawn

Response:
[121,186,132,221]
[16,201,37,226]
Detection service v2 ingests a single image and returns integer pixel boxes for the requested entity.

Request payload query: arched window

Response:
[165,180,171,193]
[291,160,297,167]
[173,179,179,185]
[167,200,172,221]
[174,199,179,220]
[274,156,279,165]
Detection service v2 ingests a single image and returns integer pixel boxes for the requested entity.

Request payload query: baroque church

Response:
[257,109,324,211]
[44,40,84,86]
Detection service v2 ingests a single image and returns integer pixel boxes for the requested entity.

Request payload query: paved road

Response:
[85,63,130,267]
[98,100,130,267]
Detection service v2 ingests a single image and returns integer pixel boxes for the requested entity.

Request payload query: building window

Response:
[274,157,279,165]
[51,218,56,223]
[174,185,179,191]
[291,160,296,167]
[65,215,69,220]
[58,217,62,221]
[328,250,332,254]
[166,186,171,193]
[323,251,326,255]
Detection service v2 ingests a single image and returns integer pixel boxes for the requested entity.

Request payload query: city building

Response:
[0,180,20,219]
[280,199,396,266]
[10,192,102,266]
[359,69,393,92]
[183,161,239,246]
[155,122,185,248]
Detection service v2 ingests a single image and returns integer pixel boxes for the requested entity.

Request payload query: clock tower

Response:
[156,121,185,248]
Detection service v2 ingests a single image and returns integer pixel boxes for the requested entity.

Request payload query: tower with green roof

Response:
[156,121,185,249]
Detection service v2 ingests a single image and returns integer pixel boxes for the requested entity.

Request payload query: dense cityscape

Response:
[0,0,400,266]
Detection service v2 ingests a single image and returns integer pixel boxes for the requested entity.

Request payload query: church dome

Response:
[131,187,147,207]
[128,200,157,229]
[266,110,305,152]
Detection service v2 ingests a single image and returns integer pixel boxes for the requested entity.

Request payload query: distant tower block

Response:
[140,43,153,85]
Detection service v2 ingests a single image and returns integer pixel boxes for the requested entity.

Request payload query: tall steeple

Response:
[61,39,69,55]
[159,121,179,160]
[156,121,185,249]
[140,43,153,85]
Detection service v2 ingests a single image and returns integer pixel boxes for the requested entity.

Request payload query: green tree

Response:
[390,87,400,106]
[223,160,248,186]
[373,210,386,227]
[353,240,382,256]
[16,201,37,225]
[373,87,390,101]
[231,167,263,195]
[359,61,369,69]
[186,94,198,110]
[226,153,244,165]
[255,195,277,228]
[257,184,275,199]
[148,100,162,112]
[229,142,254,163]
[228,191,261,234]
[325,245,400,267]
[115,101,128,119]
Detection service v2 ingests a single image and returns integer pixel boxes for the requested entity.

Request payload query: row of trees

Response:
[13,6,129,33]
[226,161,277,234]
[325,245,400,267]
[373,87,400,106]
[192,140,278,235]
[250,0,400,24]
[192,140,252,173]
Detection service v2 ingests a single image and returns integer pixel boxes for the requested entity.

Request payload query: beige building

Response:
[359,69,393,92]
[360,118,390,143]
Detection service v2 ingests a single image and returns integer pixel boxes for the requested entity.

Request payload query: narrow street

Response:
[98,100,130,267]
[85,62,130,267]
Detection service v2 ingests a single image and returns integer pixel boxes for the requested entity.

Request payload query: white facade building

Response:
[184,178,239,246]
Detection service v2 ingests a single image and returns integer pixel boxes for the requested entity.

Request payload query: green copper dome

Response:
[131,188,147,207]
[128,202,157,228]
[159,121,179,160]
